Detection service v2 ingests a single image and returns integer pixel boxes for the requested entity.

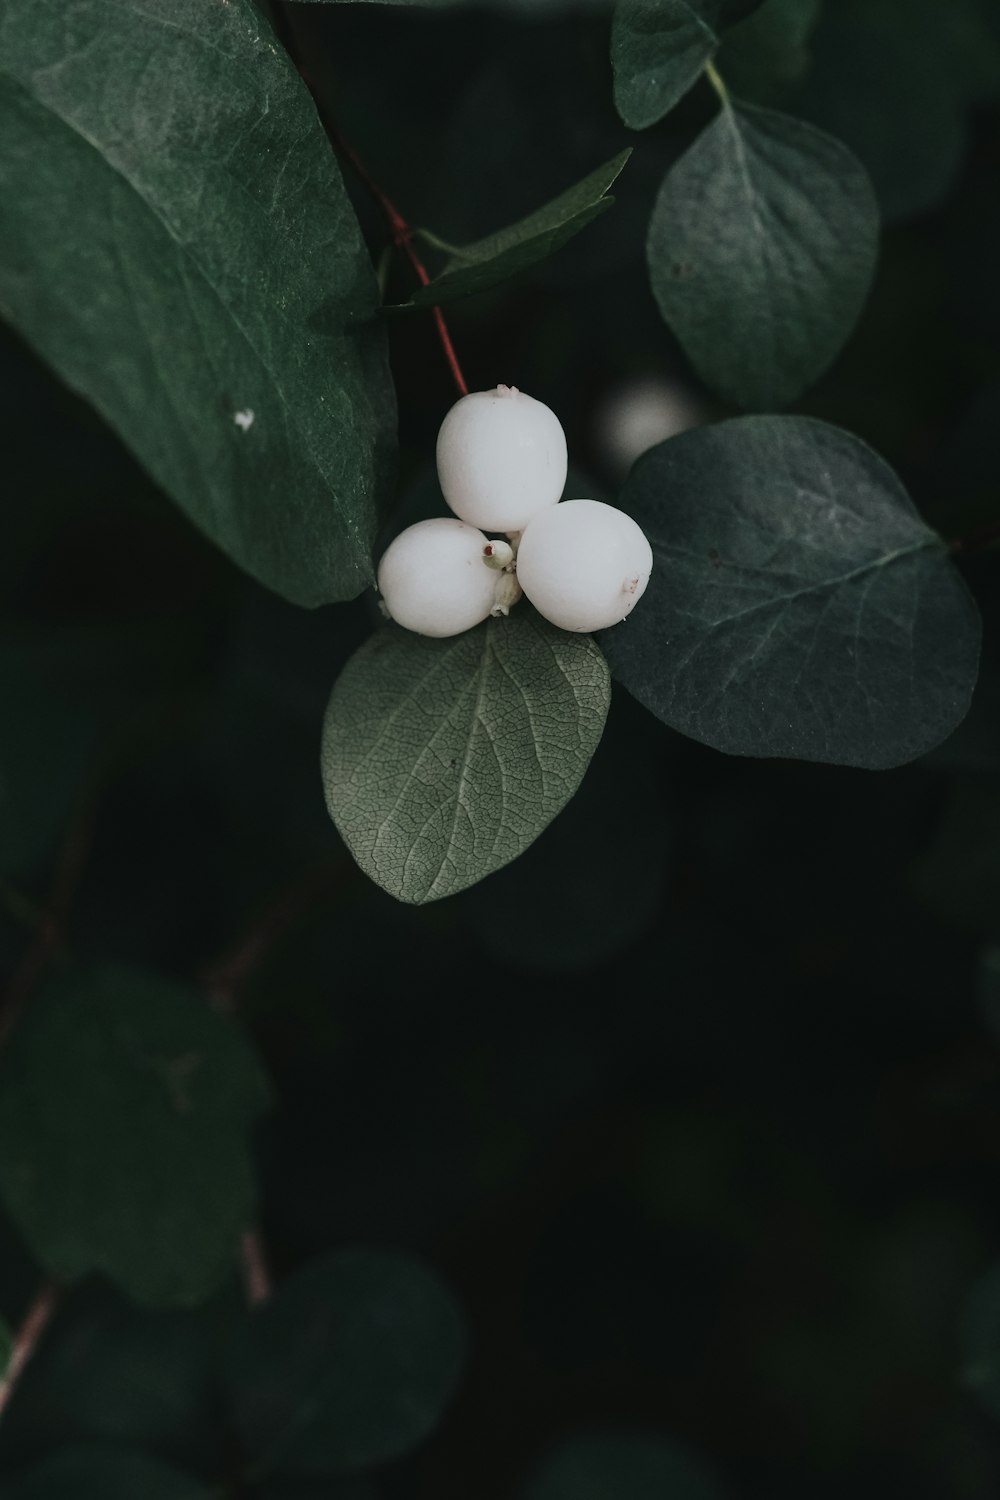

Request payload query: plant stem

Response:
[272,1,469,397]
[201,864,343,1014]
[704,58,732,109]
[327,131,470,397]
[240,1228,272,1307]
[0,1283,60,1417]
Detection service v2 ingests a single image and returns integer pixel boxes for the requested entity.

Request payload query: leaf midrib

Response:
[653,535,937,629]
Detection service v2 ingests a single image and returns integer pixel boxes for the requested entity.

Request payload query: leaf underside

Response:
[321,608,612,904]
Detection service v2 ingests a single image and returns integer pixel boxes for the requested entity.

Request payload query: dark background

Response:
[3,1,1000,1495]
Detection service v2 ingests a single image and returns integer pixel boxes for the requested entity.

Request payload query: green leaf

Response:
[612,1,720,129]
[0,1283,220,1473]
[647,99,878,409]
[0,1314,12,1381]
[960,1262,1000,1418]
[526,1433,728,1500]
[601,416,981,769]
[0,0,396,608]
[2,1446,213,1500]
[791,0,999,222]
[392,151,631,311]
[0,966,271,1307]
[716,0,823,103]
[225,1249,465,1474]
[321,610,612,904]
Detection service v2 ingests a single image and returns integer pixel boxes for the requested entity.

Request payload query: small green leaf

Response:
[647,100,878,409]
[2,1446,213,1500]
[526,1432,728,1500]
[612,1,721,130]
[225,1249,465,1474]
[0,966,271,1307]
[393,151,631,310]
[601,417,981,769]
[0,0,396,607]
[321,610,611,904]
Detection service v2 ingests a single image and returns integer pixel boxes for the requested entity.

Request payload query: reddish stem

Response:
[240,1228,272,1307]
[0,1284,60,1417]
[329,132,469,397]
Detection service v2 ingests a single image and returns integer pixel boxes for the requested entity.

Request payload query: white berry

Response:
[436,385,568,533]
[377,518,498,638]
[515,499,653,633]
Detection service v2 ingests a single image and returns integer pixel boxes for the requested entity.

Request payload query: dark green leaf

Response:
[225,1249,465,1474]
[716,0,823,103]
[321,610,611,904]
[791,0,999,222]
[602,417,981,769]
[647,99,878,409]
[0,1282,221,1473]
[2,1446,213,1500]
[0,966,271,1307]
[0,1314,11,1381]
[393,151,630,310]
[612,1,720,129]
[0,0,395,607]
[525,1432,728,1500]
[961,1263,1000,1417]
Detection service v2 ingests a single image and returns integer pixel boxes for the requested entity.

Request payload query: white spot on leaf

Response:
[233,408,255,432]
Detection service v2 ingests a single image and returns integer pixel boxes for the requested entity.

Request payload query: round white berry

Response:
[515,499,653,633]
[436,385,568,533]
[377,517,497,638]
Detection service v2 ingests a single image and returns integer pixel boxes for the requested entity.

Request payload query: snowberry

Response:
[515,499,653,633]
[436,385,568,533]
[377,517,499,638]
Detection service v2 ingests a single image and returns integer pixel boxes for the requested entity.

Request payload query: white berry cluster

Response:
[377,386,653,638]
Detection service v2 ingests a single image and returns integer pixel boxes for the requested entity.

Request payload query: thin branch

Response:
[240,1228,272,1307]
[274,3,469,396]
[201,864,342,1014]
[328,131,469,397]
[0,1283,61,1417]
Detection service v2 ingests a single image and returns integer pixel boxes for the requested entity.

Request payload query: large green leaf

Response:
[0,0,395,608]
[612,1,720,128]
[0,966,271,1307]
[526,1433,728,1500]
[2,1446,213,1500]
[601,417,981,769]
[393,151,631,310]
[225,1249,465,1474]
[647,99,878,409]
[321,609,611,904]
